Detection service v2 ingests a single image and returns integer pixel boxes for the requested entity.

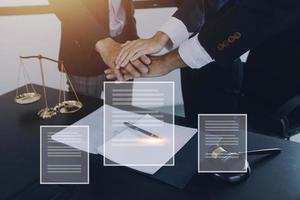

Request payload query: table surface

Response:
[1,85,300,200]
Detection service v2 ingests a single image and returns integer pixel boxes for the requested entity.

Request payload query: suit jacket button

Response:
[234,32,241,39]
[228,36,235,43]
[223,40,229,47]
[217,43,224,51]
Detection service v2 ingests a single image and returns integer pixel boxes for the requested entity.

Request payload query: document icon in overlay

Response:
[40,126,89,184]
[103,82,175,169]
[198,114,247,173]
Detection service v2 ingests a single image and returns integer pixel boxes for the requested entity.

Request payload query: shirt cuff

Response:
[178,34,214,69]
[158,17,190,49]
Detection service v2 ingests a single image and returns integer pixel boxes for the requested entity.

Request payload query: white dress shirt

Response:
[109,0,126,37]
[159,17,214,69]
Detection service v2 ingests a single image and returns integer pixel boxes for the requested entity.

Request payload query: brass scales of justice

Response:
[15,54,83,119]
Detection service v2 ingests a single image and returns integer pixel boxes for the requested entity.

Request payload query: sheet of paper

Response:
[52,107,103,154]
[52,105,197,175]
[52,105,144,154]
[98,114,197,175]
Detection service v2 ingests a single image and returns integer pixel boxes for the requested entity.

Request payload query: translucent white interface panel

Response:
[198,114,247,173]
[40,126,89,184]
[103,82,175,169]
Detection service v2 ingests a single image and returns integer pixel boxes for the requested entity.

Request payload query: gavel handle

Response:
[239,148,281,156]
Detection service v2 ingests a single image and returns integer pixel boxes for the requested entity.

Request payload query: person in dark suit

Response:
[49,0,142,98]
[103,0,300,124]
[101,0,242,124]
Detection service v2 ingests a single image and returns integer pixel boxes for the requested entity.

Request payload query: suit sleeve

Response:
[158,0,205,48]
[173,0,205,33]
[197,0,300,65]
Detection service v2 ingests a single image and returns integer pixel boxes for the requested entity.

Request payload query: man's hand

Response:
[95,37,151,81]
[105,48,187,80]
[115,31,170,68]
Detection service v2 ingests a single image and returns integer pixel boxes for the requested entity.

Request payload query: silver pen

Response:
[124,122,160,139]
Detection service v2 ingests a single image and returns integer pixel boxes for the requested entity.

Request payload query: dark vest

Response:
[50,0,137,76]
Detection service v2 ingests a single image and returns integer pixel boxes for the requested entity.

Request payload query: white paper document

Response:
[98,114,197,175]
[52,106,197,175]
[52,106,145,154]
[52,107,103,154]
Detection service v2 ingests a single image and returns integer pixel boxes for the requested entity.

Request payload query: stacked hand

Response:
[95,37,151,81]
[104,55,175,80]
[115,31,170,69]
[95,32,186,81]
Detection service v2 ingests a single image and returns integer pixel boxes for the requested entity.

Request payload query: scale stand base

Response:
[37,108,57,119]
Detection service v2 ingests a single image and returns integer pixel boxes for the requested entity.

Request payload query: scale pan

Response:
[55,101,83,114]
[15,92,41,105]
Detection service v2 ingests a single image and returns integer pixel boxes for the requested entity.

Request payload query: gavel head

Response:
[207,145,246,171]
[207,145,250,183]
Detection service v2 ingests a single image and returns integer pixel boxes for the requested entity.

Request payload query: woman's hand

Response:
[95,37,151,81]
[115,31,170,68]
[95,37,125,80]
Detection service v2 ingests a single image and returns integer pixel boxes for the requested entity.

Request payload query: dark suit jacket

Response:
[175,0,300,109]
[49,0,137,76]
[175,0,242,123]
[174,0,228,34]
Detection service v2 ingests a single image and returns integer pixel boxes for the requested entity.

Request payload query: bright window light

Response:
[0,0,49,7]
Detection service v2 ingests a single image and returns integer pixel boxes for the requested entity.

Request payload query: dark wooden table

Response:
[1,85,300,200]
